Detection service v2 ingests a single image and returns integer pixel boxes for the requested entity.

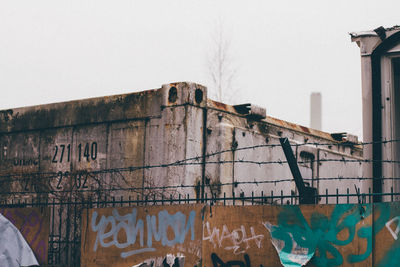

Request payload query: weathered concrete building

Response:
[352,26,400,201]
[0,82,363,204]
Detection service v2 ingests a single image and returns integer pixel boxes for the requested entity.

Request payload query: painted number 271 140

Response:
[52,142,97,163]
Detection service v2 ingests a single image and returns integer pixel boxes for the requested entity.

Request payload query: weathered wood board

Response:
[81,204,203,267]
[202,205,373,267]
[81,202,400,267]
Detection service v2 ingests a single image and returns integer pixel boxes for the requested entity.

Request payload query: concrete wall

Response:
[0,83,206,201]
[0,82,364,203]
[204,100,363,203]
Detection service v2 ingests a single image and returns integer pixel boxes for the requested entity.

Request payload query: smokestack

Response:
[310,92,322,130]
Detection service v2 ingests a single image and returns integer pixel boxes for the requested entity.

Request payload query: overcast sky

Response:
[1,0,400,139]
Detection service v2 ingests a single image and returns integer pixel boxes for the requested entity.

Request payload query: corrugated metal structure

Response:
[0,82,363,204]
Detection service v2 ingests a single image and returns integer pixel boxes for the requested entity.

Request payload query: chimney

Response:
[310,92,322,130]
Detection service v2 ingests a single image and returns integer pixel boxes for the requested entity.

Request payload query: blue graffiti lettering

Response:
[91,208,196,258]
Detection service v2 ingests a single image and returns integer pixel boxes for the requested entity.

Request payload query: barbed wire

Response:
[292,138,400,147]
[0,158,396,181]
[1,138,400,186]
[154,138,398,167]
[0,156,393,181]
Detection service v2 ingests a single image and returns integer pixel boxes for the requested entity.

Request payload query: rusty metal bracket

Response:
[279,138,318,204]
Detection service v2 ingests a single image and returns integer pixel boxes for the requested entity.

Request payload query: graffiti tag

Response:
[386,216,400,240]
[203,222,264,254]
[211,253,264,267]
[265,204,390,267]
[132,253,185,267]
[91,208,196,258]
[0,208,48,264]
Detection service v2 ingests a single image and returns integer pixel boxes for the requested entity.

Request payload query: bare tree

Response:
[206,19,239,104]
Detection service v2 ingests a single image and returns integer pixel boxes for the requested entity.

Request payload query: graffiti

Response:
[386,216,400,240]
[379,214,400,266]
[265,204,391,267]
[0,208,49,265]
[175,242,201,257]
[82,203,400,267]
[0,213,39,266]
[132,253,185,267]
[91,208,196,258]
[203,222,264,254]
[211,253,263,267]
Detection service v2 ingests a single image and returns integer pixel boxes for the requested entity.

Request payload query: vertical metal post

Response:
[279,138,306,193]
[201,107,208,203]
[279,138,318,204]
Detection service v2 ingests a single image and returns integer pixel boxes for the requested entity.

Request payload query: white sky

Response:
[1,0,400,139]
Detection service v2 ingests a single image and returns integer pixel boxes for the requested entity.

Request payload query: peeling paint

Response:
[131,253,185,267]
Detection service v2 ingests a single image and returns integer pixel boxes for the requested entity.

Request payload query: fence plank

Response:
[81,204,203,267]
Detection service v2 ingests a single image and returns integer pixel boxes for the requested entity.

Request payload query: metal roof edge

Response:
[207,99,360,146]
